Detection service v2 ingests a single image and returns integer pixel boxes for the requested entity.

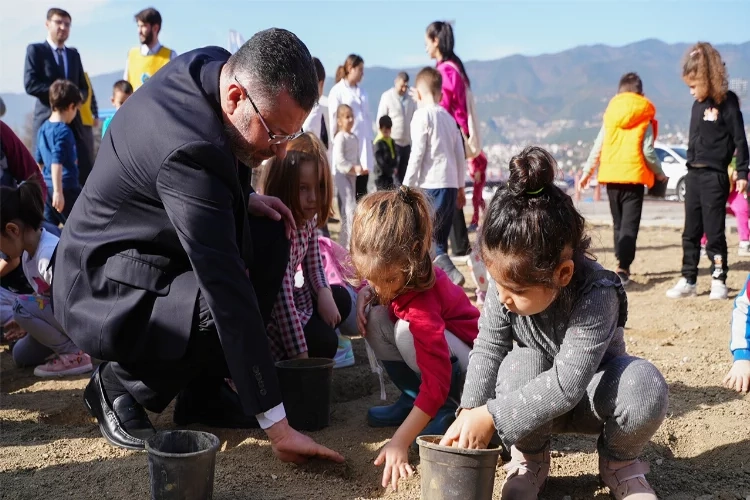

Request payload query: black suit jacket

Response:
[24,42,89,127]
[52,47,282,415]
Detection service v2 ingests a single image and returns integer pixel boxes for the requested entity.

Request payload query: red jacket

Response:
[390,268,479,416]
[1,120,47,197]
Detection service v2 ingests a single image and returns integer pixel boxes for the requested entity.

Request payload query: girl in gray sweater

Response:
[440,146,669,500]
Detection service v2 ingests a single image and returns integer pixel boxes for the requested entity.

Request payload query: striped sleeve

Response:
[730,275,750,361]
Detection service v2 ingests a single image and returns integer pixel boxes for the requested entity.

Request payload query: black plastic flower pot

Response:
[146,430,220,500]
[417,435,502,500]
[275,357,335,431]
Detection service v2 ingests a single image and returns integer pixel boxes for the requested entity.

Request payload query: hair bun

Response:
[507,146,557,198]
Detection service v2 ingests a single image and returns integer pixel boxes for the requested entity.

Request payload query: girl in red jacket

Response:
[350,186,479,492]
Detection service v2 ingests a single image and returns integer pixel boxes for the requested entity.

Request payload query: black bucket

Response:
[275,357,335,431]
[417,435,502,500]
[146,430,220,500]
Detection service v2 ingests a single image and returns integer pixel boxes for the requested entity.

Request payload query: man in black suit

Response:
[52,29,343,464]
[24,7,94,186]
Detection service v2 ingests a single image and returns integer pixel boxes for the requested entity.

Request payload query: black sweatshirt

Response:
[687,90,749,180]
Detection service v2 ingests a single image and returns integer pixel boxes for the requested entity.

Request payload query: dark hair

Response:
[415,67,443,100]
[312,57,325,83]
[682,42,728,104]
[262,133,333,228]
[49,79,83,111]
[226,28,318,113]
[112,80,133,95]
[379,115,392,130]
[47,8,71,21]
[397,71,409,83]
[335,54,364,84]
[0,180,45,234]
[426,21,470,87]
[350,186,435,297]
[480,146,591,289]
[135,7,162,28]
[618,72,643,95]
[0,96,5,118]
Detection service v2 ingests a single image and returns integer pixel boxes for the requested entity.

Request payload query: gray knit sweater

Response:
[461,259,628,444]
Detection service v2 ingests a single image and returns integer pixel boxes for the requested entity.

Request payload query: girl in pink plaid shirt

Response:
[262,133,353,360]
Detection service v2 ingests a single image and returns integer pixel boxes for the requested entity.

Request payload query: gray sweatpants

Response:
[365,305,472,373]
[498,348,668,461]
[335,172,357,248]
[12,295,77,366]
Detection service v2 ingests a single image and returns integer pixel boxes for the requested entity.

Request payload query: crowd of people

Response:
[0,6,749,500]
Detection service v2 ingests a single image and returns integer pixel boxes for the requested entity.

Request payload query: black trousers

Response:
[110,216,290,413]
[449,208,471,256]
[606,183,645,271]
[302,284,353,359]
[355,174,369,202]
[681,168,730,283]
[395,144,411,185]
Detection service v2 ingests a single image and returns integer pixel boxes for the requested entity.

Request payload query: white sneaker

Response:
[709,279,728,300]
[666,278,697,299]
[739,241,750,257]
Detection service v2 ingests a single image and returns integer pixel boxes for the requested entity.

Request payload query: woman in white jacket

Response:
[328,54,374,197]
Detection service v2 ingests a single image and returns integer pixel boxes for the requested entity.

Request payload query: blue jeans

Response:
[44,186,81,226]
[424,188,457,256]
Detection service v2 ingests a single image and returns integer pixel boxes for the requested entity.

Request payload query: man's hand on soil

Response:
[266,418,344,464]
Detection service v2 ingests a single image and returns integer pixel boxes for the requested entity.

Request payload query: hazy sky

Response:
[2,0,748,92]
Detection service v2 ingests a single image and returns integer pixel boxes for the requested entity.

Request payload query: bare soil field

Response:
[2,225,749,499]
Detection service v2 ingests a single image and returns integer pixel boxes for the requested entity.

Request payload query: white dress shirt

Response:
[376,88,416,147]
[403,104,466,190]
[123,41,178,80]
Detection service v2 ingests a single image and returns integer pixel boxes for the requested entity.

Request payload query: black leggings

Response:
[302,284,352,359]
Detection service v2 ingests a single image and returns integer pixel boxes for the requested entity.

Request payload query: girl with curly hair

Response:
[667,42,749,301]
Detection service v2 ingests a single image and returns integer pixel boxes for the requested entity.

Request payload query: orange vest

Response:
[597,92,657,188]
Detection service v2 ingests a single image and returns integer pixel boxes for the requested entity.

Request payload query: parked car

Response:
[654,142,688,201]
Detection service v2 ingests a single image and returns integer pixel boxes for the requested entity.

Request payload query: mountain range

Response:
[2,38,748,144]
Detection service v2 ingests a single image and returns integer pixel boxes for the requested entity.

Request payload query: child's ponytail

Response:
[480,146,591,287]
[350,186,435,293]
[0,180,45,234]
[682,42,728,104]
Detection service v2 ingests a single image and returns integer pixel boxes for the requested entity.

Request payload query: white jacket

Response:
[376,88,416,147]
[328,81,374,172]
[403,104,466,190]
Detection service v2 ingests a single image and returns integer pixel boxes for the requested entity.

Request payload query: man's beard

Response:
[224,109,274,169]
[225,116,261,168]
[140,31,154,46]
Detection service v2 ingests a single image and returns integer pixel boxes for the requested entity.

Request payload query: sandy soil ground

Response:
[2,224,749,499]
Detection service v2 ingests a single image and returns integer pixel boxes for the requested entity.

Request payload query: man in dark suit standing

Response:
[24,8,94,186]
[52,29,344,464]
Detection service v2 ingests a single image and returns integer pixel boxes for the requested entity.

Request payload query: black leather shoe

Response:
[174,379,259,429]
[83,365,155,450]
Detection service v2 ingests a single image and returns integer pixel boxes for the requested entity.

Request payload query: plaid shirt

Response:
[266,218,328,359]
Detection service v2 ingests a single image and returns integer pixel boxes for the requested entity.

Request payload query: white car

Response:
[654,142,688,201]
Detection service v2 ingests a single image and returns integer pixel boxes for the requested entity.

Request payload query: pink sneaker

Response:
[599,456,657,499]
[34,351,93,377]
[501,444,550,499]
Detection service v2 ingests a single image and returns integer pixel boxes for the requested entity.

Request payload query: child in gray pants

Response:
[440,146,668,500]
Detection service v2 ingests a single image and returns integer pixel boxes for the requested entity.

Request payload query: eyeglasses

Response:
[233,76,303,145]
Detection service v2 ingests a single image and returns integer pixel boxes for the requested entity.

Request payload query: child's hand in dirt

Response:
[356,286,374,335]
[723,360,750,393]
[2,321,26,342]
[439,405,495,449]
[317,287,341,327]
[374,440,413,492]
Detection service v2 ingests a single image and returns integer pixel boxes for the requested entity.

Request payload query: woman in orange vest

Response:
[579,72,666,286]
